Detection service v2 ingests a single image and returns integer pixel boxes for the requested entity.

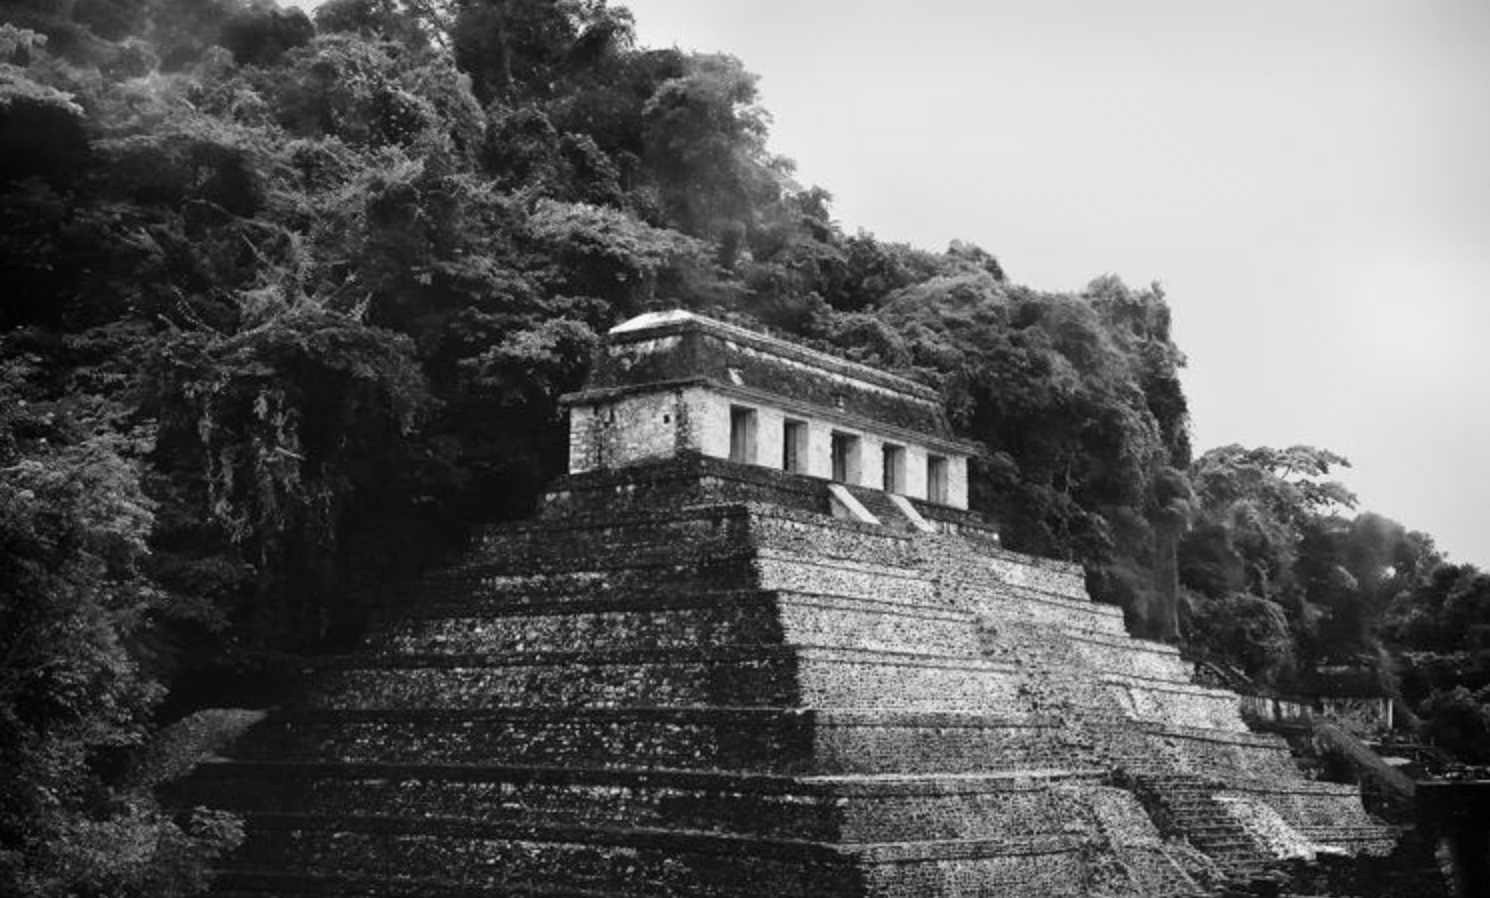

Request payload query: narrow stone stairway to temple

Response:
[841,484,917,532]
[925,526,1401,895]
[1132,773,1274,882]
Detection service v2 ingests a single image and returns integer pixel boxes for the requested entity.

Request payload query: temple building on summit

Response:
[562,310,977,509]
[174,309,1416,898]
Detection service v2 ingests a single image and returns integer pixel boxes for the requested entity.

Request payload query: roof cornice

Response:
[606,311,940,402]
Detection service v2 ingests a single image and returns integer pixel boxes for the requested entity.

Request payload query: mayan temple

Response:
[179,310,1408,897]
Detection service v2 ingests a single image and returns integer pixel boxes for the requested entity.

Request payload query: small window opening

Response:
[882,444,906,493]
[927,455,949,504]
[782,419,807,473]
[729,405,758,464]
[831,431,861,484]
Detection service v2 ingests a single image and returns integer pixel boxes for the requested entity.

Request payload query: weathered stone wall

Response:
[304,650,804,710]
[368,598,787,656]
[1108,677,1248,732]
[860,845,1088,898]
[178,461,1398,897]
[1137,725,1303,781]
[681,386,729,459]
[231,708,818,771]
[568,389,683,473]
[811,713,1078,774]
[224,827,872,898]
[542,453,832,519]
[1068,633,1192,681]
[774,593,979,656]
[1223,781,1385,831]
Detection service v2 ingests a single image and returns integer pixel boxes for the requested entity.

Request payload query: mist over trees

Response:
[3,0,1488,892]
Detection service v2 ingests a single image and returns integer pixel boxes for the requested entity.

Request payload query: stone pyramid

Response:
[177,312,1398,897]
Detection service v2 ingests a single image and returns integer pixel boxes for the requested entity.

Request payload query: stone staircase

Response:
[842,485,915,532]
[1132,772,1273,883]
[168,460,1404,897]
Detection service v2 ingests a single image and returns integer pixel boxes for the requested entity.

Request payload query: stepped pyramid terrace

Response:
[176,310,1418,897]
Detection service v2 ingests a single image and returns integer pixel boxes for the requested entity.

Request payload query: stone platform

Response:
[173,456,1398,897]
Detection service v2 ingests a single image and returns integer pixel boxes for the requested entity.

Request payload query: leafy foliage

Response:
[2,3,1487,891]
[0,362,242,897]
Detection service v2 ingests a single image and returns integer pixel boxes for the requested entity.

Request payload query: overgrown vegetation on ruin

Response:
[2,1,1487,893]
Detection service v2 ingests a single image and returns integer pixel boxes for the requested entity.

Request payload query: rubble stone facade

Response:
[175,312,1408,897]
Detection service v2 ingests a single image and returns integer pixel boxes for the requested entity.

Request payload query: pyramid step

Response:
[467,506,928,576]
[917,538,1091,600]
[175,762,1109,845]
[537,455,832,520]
[301,648,795,710]
[469,507,758,567]
[210,870,623,898]
[368,594,787,656]
[750,550,937,603]
[423,552,939,615]
[461,537,754,578]
[217,829,860,898]
[1066,635,1194,681]
[221,818,1086,898]
[182,764,845,842]
[408,558,762,614]
[224,708,1073,776]
[299,647,1023,713]
[971,583,1128,634]
[367,591,980,658]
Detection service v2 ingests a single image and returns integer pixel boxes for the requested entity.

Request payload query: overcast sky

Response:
[288,0,1490,565]
[616,0,1490,566]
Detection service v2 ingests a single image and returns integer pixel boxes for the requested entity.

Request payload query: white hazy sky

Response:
[289,0,1490,567]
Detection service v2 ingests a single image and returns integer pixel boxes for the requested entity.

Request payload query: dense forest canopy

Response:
[3,1,1488,893]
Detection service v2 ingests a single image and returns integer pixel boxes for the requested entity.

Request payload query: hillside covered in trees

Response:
[2,1,1488,893]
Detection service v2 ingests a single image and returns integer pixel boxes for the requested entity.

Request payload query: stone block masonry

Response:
[174,456,1400,897]
[174,313,1402,897]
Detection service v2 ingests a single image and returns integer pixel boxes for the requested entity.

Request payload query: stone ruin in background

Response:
[175,311,1433,897]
